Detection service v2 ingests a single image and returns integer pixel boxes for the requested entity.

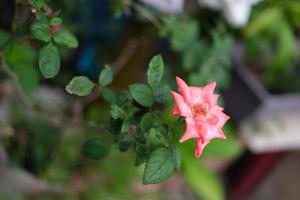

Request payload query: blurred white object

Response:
[141,0,185,14]
[240,95,300,153]
[197,0,262,27]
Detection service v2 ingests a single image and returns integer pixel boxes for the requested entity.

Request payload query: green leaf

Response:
[147,55,164,89]
[50,17,63,26]
[141,113,153,132]
[143,147,175,184]
[154,85,172,103]
[118,140,132,152]
[148,128,169,149]
[135,145,148,166]
[28,0,47,9]
[172,145,181,170]
[99,65,113,87]
[129,83,153,107]
[65,76,95,96]
[38,43,60,78]
[4,43,39,93]
[30,21,51,42]
[102,87,117,103]
[35,12,47,23]
[54,28,78,48]
[110,104,125,119]
[82,138,109,160]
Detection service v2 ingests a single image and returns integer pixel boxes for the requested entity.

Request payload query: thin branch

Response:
[83,38,140,106]
[122,0,162,30]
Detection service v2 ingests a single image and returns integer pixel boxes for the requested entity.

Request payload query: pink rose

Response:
[171,77,230,158]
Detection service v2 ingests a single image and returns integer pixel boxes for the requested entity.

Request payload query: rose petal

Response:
[172,106,180,116]
[179,117,200,142]
[194,139,209,158]
[176,76,192,104]
[171,91,192,117]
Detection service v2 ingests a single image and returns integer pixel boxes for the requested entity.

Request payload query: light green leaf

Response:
[129,83,153,107]
[143,147,175,184]
[82,138,109,160]
[54,28,78,48]
[99,65,113,87]
[35,12,47,23]
[65,76,95,96]
[30,21,51,42]
[50,17,63,26]
[38,43,60,78]
[147,55,164,89]
[141,112,153,132]
[110,104,125,119]
[154,85,172,103]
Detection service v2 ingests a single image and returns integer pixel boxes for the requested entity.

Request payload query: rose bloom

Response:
[171,77,230,158]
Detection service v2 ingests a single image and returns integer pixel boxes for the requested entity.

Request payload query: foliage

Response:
[65,55,180,184]
[244,0,300,92]
[0,0,243,199]
[160,16,234,88]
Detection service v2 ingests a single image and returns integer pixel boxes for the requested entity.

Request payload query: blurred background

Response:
[0,0,300,199]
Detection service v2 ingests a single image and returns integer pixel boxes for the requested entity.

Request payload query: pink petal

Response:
[210,106,230,127]
[179,117,200,143]
[194,139,209,158]
[189,87,205,104]
[204,81,217,94]
[217,112,230,127]
[202,125,226,141]
[172,106,180,116]
[171,91,192,117]
[189,87,218,105]
[211,94,219,105]
[217,129,226,139]
[176,76,192,104]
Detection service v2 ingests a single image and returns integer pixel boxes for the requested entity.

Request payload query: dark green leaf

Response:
[107,118,122,136]
[172,145,181,170]
[129,83,153,107]
[147,55,164,89]
[143,147,175,184]
[135,145,148,166]
[99,65,113,87]
[38,43,60,78]
[0,29,10,46]
[65,76,95,96]
[31,21,51,42]
[148,128,169,149]
[154,85,172,103]
[54,28,78,48]
[118,140,131,152]
[102,87,117,103]
[82,138,109,160]
[141,112,153,132]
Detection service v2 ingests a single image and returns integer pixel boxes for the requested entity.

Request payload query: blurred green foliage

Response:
[244,0,300,93]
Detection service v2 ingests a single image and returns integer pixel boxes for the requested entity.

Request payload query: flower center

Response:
[192,103,208,117]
